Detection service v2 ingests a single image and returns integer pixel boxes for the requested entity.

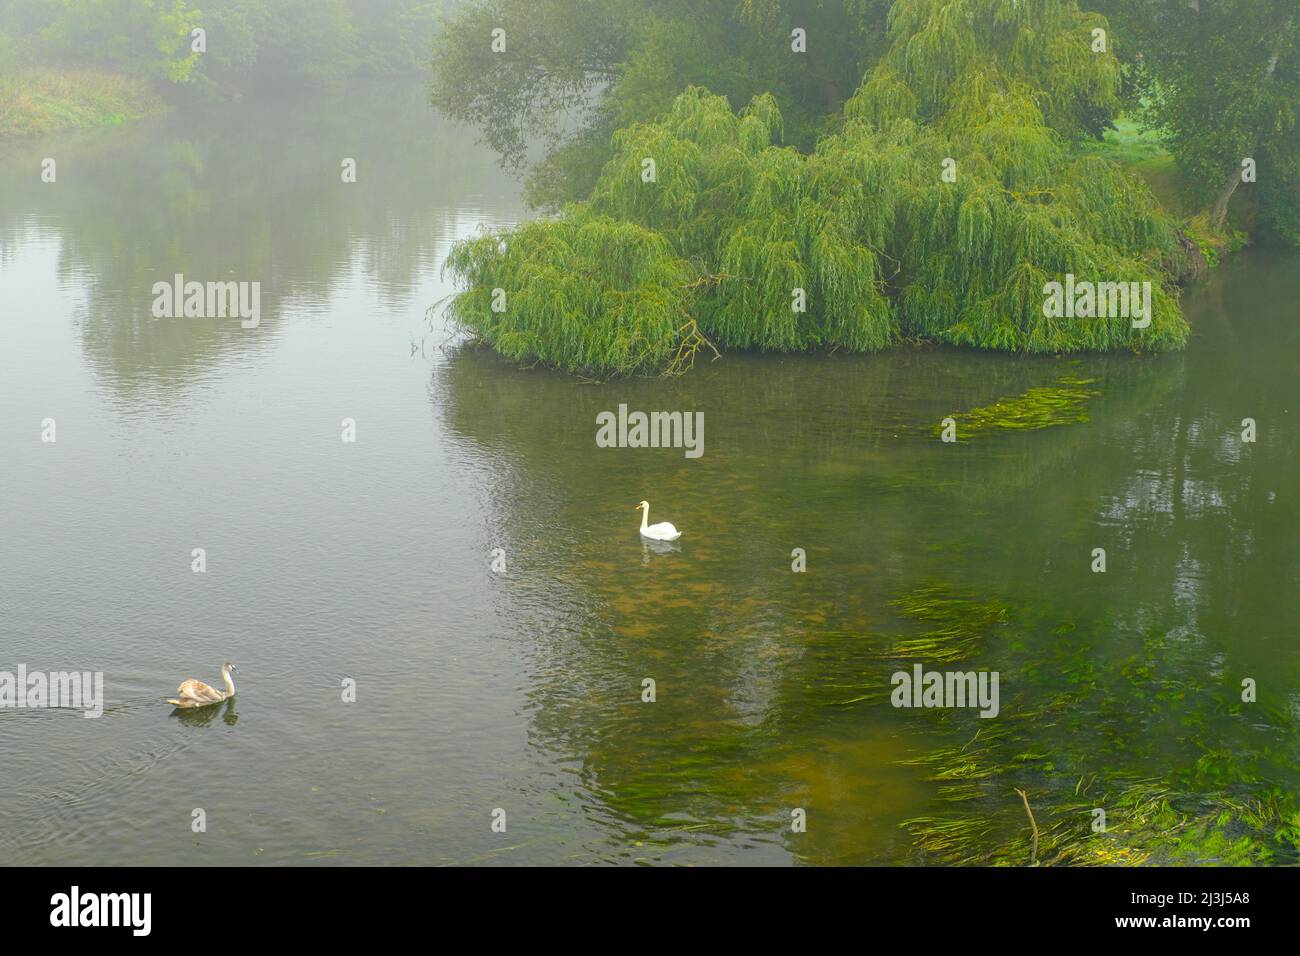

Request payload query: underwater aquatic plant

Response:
[933,376,1102,440]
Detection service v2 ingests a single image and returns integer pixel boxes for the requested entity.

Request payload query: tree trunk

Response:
[1210,167,1242,232]
[1208,26,1288,232]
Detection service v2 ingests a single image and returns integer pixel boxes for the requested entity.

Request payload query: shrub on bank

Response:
[0,69,163,138]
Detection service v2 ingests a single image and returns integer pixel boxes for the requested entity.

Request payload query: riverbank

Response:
[1092,116,1248,270]
[2,83,1297,865]
[0,69,164,138]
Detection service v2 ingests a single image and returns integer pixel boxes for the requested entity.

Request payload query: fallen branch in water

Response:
[1014,787,1040,866]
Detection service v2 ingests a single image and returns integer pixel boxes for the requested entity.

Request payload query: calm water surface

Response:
[1,80,1297,865]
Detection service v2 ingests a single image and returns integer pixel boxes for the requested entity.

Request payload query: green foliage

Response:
[31,0,203,84]
[349,0,444,75]
[454,87,899,359]
[429,0,637,190]
[847,0,1120,140]
[1255,162,1300,247]
[448,70,1189,371]
[1098,0,1300,243]
[0,32,16,77]
[444,214,701,376]
[239,0,355,85]
[430,0,892,208]
[433,0,1296,251]
[0,0,441,96]
[0,67,164,136]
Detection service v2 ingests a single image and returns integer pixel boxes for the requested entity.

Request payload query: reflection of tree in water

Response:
[0,80,519,394]
[433,309,1300,862]
[901,261,1300,864]
[435,349,925,857]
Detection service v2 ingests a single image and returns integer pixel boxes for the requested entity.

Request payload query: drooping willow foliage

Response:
[446,0,1190,375]
[444,215,698,375]
[850,0,1120,138]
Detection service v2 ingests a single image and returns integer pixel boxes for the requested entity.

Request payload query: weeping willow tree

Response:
[445,0,1190,375]
[444,215,703,375]
[843,0,1185,351]
[850,0,1120,138]
[587,87,898,352]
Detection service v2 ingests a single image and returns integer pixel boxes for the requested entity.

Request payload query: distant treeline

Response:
[0,0,459,93]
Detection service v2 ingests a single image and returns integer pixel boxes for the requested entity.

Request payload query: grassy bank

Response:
[1090,117,1248,268]
[0,68,164,138]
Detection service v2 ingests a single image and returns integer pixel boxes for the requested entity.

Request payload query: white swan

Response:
[636,500,681,541]
[166,662,237,708]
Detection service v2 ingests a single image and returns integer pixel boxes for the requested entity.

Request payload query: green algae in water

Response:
[892,595,1300,866]
[832,583,1011,704]
[887,583,1011,664]
[934,376,1101,441]
[904,771,1300,867]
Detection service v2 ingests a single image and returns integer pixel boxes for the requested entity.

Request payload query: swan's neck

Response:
[221,668,236,697]
[640,506,649,531]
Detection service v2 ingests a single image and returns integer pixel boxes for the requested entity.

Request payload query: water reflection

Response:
[170,698,239,728]
[0,80,518,394]
[1,74,1296,863]
[640,538,682,560]
[434,252,1300,862]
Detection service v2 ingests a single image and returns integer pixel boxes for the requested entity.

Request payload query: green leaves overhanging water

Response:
[445,0,1190,375]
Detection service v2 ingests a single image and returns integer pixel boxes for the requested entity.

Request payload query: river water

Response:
[1,80,1297,865]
